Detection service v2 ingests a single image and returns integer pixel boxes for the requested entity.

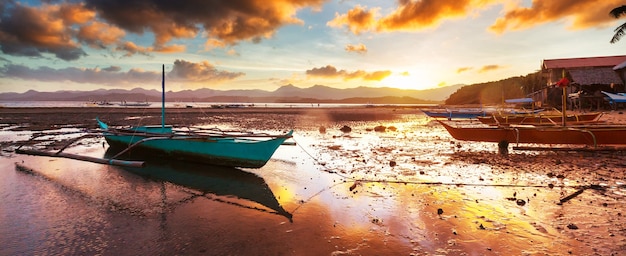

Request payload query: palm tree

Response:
[610,5,626,43]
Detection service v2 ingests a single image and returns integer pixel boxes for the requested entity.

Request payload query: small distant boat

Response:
[210,104,252,109]
[477,112,603,125]
[422,108,487,119]
[119,100,151,107]
[437,120,626,146]
[97,100,114,106]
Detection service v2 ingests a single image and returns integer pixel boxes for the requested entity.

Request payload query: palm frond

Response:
[610,5,626,18]
[611,22,626,43]
[609,5,626,19]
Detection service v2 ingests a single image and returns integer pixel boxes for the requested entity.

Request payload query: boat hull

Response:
[438,120,626,146]
[477,112,602,125]
[103,132,291,168]
[422,110,487,119]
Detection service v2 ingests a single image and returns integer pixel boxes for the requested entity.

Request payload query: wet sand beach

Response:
[1,106,625,255]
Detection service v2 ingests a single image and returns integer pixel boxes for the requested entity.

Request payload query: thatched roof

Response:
[569,67,623,85]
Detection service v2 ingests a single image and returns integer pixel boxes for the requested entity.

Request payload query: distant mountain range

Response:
[0,84,464,103]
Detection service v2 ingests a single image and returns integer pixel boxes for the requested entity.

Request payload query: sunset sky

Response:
[0,0,625,93]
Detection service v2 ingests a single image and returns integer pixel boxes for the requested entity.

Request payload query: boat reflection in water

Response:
[105,148,293,222]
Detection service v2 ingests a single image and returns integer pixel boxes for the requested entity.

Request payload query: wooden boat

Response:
[99,65,292,168]
[437,120,626,146]
[421,109,487,119]
[476,112,603,125]
[98,119,292,168]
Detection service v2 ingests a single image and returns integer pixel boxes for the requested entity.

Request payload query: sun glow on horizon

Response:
[381,72,436,90]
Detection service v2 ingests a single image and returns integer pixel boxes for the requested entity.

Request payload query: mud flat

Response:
[0,107,625,255]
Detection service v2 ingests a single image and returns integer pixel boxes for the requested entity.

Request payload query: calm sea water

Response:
[0,100,433,108]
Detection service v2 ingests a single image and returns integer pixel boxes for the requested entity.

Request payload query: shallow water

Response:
[1,115,625,255]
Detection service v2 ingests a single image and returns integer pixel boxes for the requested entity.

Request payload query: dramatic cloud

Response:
[330,0,620,35]
[168,59,244,83]
[0,0,326,60]
[329,0,496,33]
[489,0,623,33]
[345,43,367,54]
[77,21,125,49]
[85,0,326,46]
[377,0,497,32]
[0,2,90,60]
[306,65,391,81]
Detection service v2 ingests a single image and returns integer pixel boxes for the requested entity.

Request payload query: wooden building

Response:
[539,55,626,109]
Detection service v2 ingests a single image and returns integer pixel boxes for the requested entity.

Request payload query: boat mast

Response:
[161,64,165,129]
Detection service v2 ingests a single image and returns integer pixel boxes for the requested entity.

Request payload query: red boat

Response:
[476,112,603,125]
[437,120,626,146]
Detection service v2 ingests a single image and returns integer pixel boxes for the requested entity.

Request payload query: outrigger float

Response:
[16,65,293,168]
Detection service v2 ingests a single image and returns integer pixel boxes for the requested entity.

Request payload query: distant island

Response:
[0,84,462,104]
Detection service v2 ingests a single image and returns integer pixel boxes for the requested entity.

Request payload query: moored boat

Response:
[437,120,626,146]
[119,100,151,107]
[421,109,488,119]
[477,112,603,125]
[98,65,292,168]
[97,119,292,168]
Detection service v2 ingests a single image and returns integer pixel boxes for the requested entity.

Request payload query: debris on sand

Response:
[374,125,386,132]
[349,181,361,192]
[340,125,352,133]
[319,126,327,134]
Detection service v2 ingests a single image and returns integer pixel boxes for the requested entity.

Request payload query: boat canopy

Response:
[505,98,534,104]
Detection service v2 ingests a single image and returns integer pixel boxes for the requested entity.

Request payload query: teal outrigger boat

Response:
[97,119,292,168]
[97,65,292,168]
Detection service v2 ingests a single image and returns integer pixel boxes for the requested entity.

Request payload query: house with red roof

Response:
[539,55,626,109]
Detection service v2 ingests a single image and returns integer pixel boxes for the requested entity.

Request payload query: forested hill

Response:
[445,72,544,105]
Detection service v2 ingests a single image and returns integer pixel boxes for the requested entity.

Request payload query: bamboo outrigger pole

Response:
[15,148,145,168]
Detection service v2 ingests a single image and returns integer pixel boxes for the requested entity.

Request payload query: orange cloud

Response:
[0,3,87,60]
[329,0,497,34]
[378,0,496,32]
[305,65,391,81]
[116,42,150,57]
[77,21,125,49]
[327,5,378,34]
[153,44,186,53]
[345,43,368,54]
[456,67,473,73]
[489,0,622,33]
[58,2,96,24]
[478,64,502,73]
